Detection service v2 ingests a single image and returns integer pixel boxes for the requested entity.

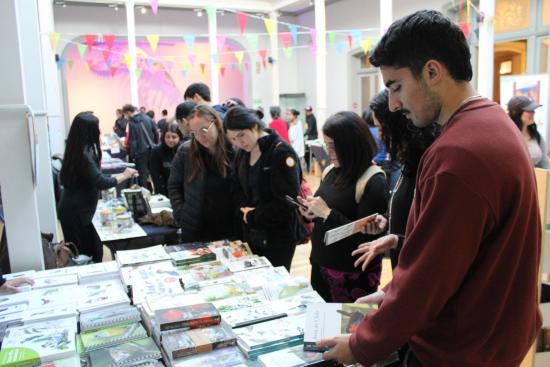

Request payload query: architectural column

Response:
[314,0,327,130]
[546,27,550,142]
[125,0,139,106]
[270,11,280,106]
[477,0,495,99]
[0,0,46,271]
[379,0,392,91]
[208,8,220,104]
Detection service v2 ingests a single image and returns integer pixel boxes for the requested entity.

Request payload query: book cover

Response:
[0,302,27,316]
[239,338,304,360]
[178,261,233,289]
[32,274,78,289]
[79,304,141,332]
[199,281,257,302]
[271,291,325,317]
[207,240,253,265]
[88,337,161,367]
[0,318,77,367]
[28,286,79,310]
[227,256,271,273]
[78,280,130,313]
[212,294,269,314]
[166,242,216,266]
[115,245,171,267]
[235,315,306,351]
[262,277,313,302]
[258,345,330,367]
[170,346,246,367]
[233,266,290,289]
[0,291,29,308]
[162,322,236,359]
[222,304,287,328]
[131,275,184,305]
[155,303,220,332]
[3,270,37,281]
[37,354,81,367]
[119,260,177,289]
[80,322,148,352]
[22,304,78,325]
[77,261,120,283]
[303,303,377,352]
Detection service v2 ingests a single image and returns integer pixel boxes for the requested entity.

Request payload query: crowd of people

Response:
[30,9,545,367]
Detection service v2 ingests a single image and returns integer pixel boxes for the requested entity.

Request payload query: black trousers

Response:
[60,221,103,262]
[132,152,150,188]
[251,239,296,272]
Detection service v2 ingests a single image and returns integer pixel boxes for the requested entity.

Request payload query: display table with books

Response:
[0,240,346,367]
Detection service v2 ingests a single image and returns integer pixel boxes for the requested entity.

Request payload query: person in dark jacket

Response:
[304,106,318,140]
[150,122,183,196]
[113,108,128,138]
[123,104,158,188]
[225,107,301,271]
[175,101,197,141]
[58,112,136,261]
[183,82,226,119]
[299,111,389,302]
[157,109,168,133]
[167,105,235,242]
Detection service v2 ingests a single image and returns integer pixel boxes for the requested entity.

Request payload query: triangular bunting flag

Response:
[205,6,216,21]
[280,32,292,49]
[110,65,118,77]
[458,22,470,38]
[351,30,361,47]
[84,34,96,52]
[211,53,219,64]
[263,18,274,38]
[150,0,158,15]
[135,68,142,79]
[146,35,159,53]
[234,51,244,64]
[67,59,74,70]
[102,50,111,64]
[236,12,248,34]
[183,35,196,52]
[124,53,132,70]
[246,34,259,51]
[220,67,226,77]
[335,42,345,54]
[283,47,294,58]
[200,63,206,76]
[49,32,60,52]
[328,31,336,47]
[360,38,373,54]
[181,68,187,78]
[258,49,268,68]
[189,54,196,65]
[57,57,65,70]
[347,35,353,49]
[238,63,243,73]
[103,34,115,51]
[217,35,226,51]
[289,24,298,44]
[76,43,87,59]
[309,29,317,45]
[183,62,191,72]
[231,63,237,72]
[147,57,154,68]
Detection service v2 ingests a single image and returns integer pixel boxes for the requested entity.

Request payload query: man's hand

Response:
[317,334,357,365]
[355,290,385,306]
[0,277,34,293]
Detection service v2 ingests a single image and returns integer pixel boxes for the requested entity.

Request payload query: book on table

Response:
[115,245,172,267]
[207,240,254,265]
[232,266,290,289]
[161,321,236,360]
[154,302,221,332]
[22,304,78,325]
[165,242,217,266]
[199,280,258,302]
[88,337,162,367]
[36,355,81,367]
[227,256,271,273]
[258,344,335,367]
[76,260,120,283]
[31,274,78,289]
[178,260,233,289]
[262,277,314,301]
[28,285,78,310]
[0,318,77,367]
[303,303,378,352]
[79,322,148,353]
[221,302,287,329]
[79,304,141,333]
[119,260,177,289]
[77,280,130,313]
[166,346,246,367]
[131,273,184,306]
[270,291,325,317]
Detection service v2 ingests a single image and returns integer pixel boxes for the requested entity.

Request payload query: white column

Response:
[477,0,495,99]
[0,0,45,271]
[270,11,280,106]
[125,0,139,106]
[314,0,327,131]
[546,27,550,143]
[208,8,220,104]
[379,0,392,91]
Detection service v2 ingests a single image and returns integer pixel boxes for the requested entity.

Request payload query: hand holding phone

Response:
[285,195,308,210]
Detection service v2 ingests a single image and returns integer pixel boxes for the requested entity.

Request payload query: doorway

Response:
[493,40,527,104]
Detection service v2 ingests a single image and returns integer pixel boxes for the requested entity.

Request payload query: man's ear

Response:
[424,60,443,85]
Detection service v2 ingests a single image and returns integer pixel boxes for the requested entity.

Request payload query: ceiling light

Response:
[197,10,203,17]
[309,0,314,5]
[114,6,118,11]
[62,3,67,7]
[140,6,147,14]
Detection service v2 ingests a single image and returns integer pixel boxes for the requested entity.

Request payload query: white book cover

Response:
[212,294,269,314]
[32,274,78,289]
[0,291,29,308]
[199,280,258,302]
[119,260,179,289]
[0,318,77,367]
[77,261,119,282]
[233,266,290,289]
[271,291,325,317]
[0,310,24,326]
[32,267,80,279]
[37,354,81,367]
[78,280,129,313]
[323,213,378,245]
[28,286,78,310]
[262,277,313,302]
[22,304,78,324]
[234,315,306,351]
[222,303,286,328]
[115,245,171,266]
[178,261,234,289]
[2,270,36,281]
[0,302,27,316]
[131,275,184,305]
[227,256,271,273]
[258,345,325,367]
[303,303,377,352]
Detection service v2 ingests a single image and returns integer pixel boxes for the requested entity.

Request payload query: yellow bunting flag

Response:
[165,55,174,62]
[263,18,274,38]
[360,38,373,54]
[49,32,60,52]
[234,51,244,64]
[124,54,132,70]
[146,35,159,53]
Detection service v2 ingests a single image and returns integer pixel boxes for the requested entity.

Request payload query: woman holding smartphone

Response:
[225,106,301,271]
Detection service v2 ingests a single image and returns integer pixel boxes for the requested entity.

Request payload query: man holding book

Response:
[317,10,541,367]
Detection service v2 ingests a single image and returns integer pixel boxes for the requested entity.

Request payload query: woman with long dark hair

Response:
[58,112,136,262]
[167,105,235,242]
[150,122,184,196]
[353,89,440,271]
[225,106,301,271]
[299,111,389,302]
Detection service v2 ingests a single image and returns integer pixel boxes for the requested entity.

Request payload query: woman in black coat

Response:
[150,122,183,196]
[58,112,136,262]
[167,105,235,243]
[224,107,301,271]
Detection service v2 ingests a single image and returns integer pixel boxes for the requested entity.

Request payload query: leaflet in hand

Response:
[323,213,378,245]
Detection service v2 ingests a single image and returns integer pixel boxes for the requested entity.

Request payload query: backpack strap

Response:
[355,164,385,204]
[321,164,335,182]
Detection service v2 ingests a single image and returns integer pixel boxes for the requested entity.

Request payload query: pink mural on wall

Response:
[64,38,250,134]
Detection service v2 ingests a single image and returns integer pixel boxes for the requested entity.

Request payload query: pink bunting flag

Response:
[103,34,115,51]
[217,35,226,51]
[150,0,158,15]
[110,65,118,77]
[346,35,353,49]
[280,32,292,49]
[258,49,268,68]
[309,29,317,45]
[189,54,196,66]
[102,50,111,64]
[236,12,248,34]
[220,67,226,77]
[458,22,470,38]
[84,34,96,52]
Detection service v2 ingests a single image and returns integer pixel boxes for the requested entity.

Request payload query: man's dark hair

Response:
[162,109,168,116]
[122,104,136,114]
[184,83,211,102]
[370,10,472,81]
[175,101,197,121]
[270,106,281,119]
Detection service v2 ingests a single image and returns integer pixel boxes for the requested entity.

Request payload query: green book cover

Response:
[88,337,161,367]
[79,322,147,352]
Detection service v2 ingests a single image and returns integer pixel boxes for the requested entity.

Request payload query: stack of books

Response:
[178,260,233,290]
[76,261,120,284]
[165,242,217,267]
[88,337,162,367]
[115,245,172,268]
[77,280,130,314]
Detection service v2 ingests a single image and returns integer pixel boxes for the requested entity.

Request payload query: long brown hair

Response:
[188,105,230,182]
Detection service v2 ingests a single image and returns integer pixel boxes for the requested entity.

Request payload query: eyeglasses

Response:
[190,122,214,137]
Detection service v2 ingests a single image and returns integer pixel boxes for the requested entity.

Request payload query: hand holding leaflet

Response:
[324,213,379,245]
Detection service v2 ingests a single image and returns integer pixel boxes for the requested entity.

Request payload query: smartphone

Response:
[285,195,308,210]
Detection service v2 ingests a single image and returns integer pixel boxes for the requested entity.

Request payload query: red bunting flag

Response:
[346,35,353,49]
[220,67,226,77]
[280,32,292,49]
[258,49,268,68]
[110,66,118,77]
[103,34,115,51]
[84,34,96,52]
[458,22,470,38]
[236,12,248,34]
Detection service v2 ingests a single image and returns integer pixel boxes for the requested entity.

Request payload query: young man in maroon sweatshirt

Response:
[317,10,542,367]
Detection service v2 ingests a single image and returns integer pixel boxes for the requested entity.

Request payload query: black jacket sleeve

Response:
[150,145,165,195]
[0,275,5,287]
[84,153,117,190]
[167,146,186,225]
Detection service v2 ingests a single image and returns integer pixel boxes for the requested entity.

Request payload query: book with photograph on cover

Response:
[207,240,253,265]
[88,337,161,367]
[262,277,313,301]
[155,302,221,332]
[165,242,216,266]
[178,261,233,289]
[227,256,271,273]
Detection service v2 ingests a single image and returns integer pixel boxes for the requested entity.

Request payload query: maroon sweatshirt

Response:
[349,99,542,366]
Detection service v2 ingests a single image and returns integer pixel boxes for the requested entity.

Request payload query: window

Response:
[540,38,549,74]
[494,0,530,33]
[544,0,550,25]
